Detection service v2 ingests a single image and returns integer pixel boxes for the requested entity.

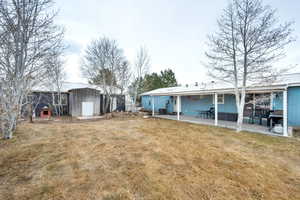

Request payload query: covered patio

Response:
[147,86,288,137]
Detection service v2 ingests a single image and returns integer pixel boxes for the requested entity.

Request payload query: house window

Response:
[53,94,68,105]
[213,94,225,104]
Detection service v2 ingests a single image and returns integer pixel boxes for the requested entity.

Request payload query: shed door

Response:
[82,102,94,116]
[112,97,117,111]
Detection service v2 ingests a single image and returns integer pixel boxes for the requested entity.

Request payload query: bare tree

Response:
[132,46,150,111]
[24,92,42,123]
[0,0,64,139]
[81,37,125,114]
[117,60,131,95]
[205,0,294,132]
[45,48,66,117]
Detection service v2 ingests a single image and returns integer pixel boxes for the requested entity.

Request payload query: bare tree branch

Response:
[0,0,64,139]
[132,46,150,111]
[81,37,127,114]
[205,0,294,132]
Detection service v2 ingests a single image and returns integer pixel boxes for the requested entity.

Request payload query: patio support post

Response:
[177,95,181,120]
[152,96,155,117]
[283,90,288,136]
[214,93,218,126]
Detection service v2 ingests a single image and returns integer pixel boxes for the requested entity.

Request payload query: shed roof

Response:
[141,73,300,96]
[32,82,102,93]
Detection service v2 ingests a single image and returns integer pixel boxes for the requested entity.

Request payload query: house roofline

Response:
[142,84,293,96]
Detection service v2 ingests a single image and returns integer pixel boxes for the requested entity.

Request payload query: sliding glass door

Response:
[244,93,271,125]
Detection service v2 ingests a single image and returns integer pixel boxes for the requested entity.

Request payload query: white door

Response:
[82,102,94,116]
[112,97,117,111]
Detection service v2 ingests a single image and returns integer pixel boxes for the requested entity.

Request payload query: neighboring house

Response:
[141,73,300,137]
[28,82,125,117]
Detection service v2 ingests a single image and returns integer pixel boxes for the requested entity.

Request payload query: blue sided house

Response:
[141,73,300,137]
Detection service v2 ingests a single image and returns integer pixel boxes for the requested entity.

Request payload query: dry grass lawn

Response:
[0,117,300,200]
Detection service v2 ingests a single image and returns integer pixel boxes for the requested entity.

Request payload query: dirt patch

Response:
[0,118,300,200]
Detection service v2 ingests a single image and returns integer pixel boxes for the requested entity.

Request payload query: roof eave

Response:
[143,84,289,96]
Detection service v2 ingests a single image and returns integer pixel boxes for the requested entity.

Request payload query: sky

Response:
[54,0,300,85]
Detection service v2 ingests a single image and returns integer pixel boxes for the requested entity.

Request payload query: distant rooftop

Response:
[32,82,115,93]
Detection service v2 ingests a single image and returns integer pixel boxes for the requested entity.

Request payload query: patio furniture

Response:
[196,107,215,119]
[252,109,270,125]
[158,108,167,115]
[208,107,215,119]
[170,112,182,115]
[218,112,238,121]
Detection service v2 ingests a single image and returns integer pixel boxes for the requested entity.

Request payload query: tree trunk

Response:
[236,87,246,132]
[2,111,18,139]
[103,94,111,114]
[133,91,137,112]
[28,104,33,123]
[132,80,140,112]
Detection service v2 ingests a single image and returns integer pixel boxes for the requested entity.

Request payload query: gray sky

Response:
[55,0,300,85]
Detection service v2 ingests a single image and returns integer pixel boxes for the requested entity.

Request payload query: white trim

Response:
[177,96,181,120]
[283,90,288,136]
[142,86,287,97]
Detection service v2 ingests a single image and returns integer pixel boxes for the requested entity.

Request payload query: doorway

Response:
[82,102,94,116]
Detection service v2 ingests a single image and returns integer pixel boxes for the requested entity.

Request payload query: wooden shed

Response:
[69,88,101,117]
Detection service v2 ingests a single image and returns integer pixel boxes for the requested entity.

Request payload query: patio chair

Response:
[207,107,215,119]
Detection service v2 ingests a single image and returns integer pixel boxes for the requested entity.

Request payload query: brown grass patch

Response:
[0,117,300,200]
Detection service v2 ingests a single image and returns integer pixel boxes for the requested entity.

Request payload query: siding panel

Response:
[288,87,300,126]
[141,96,173,113]
[181,94,237,116]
